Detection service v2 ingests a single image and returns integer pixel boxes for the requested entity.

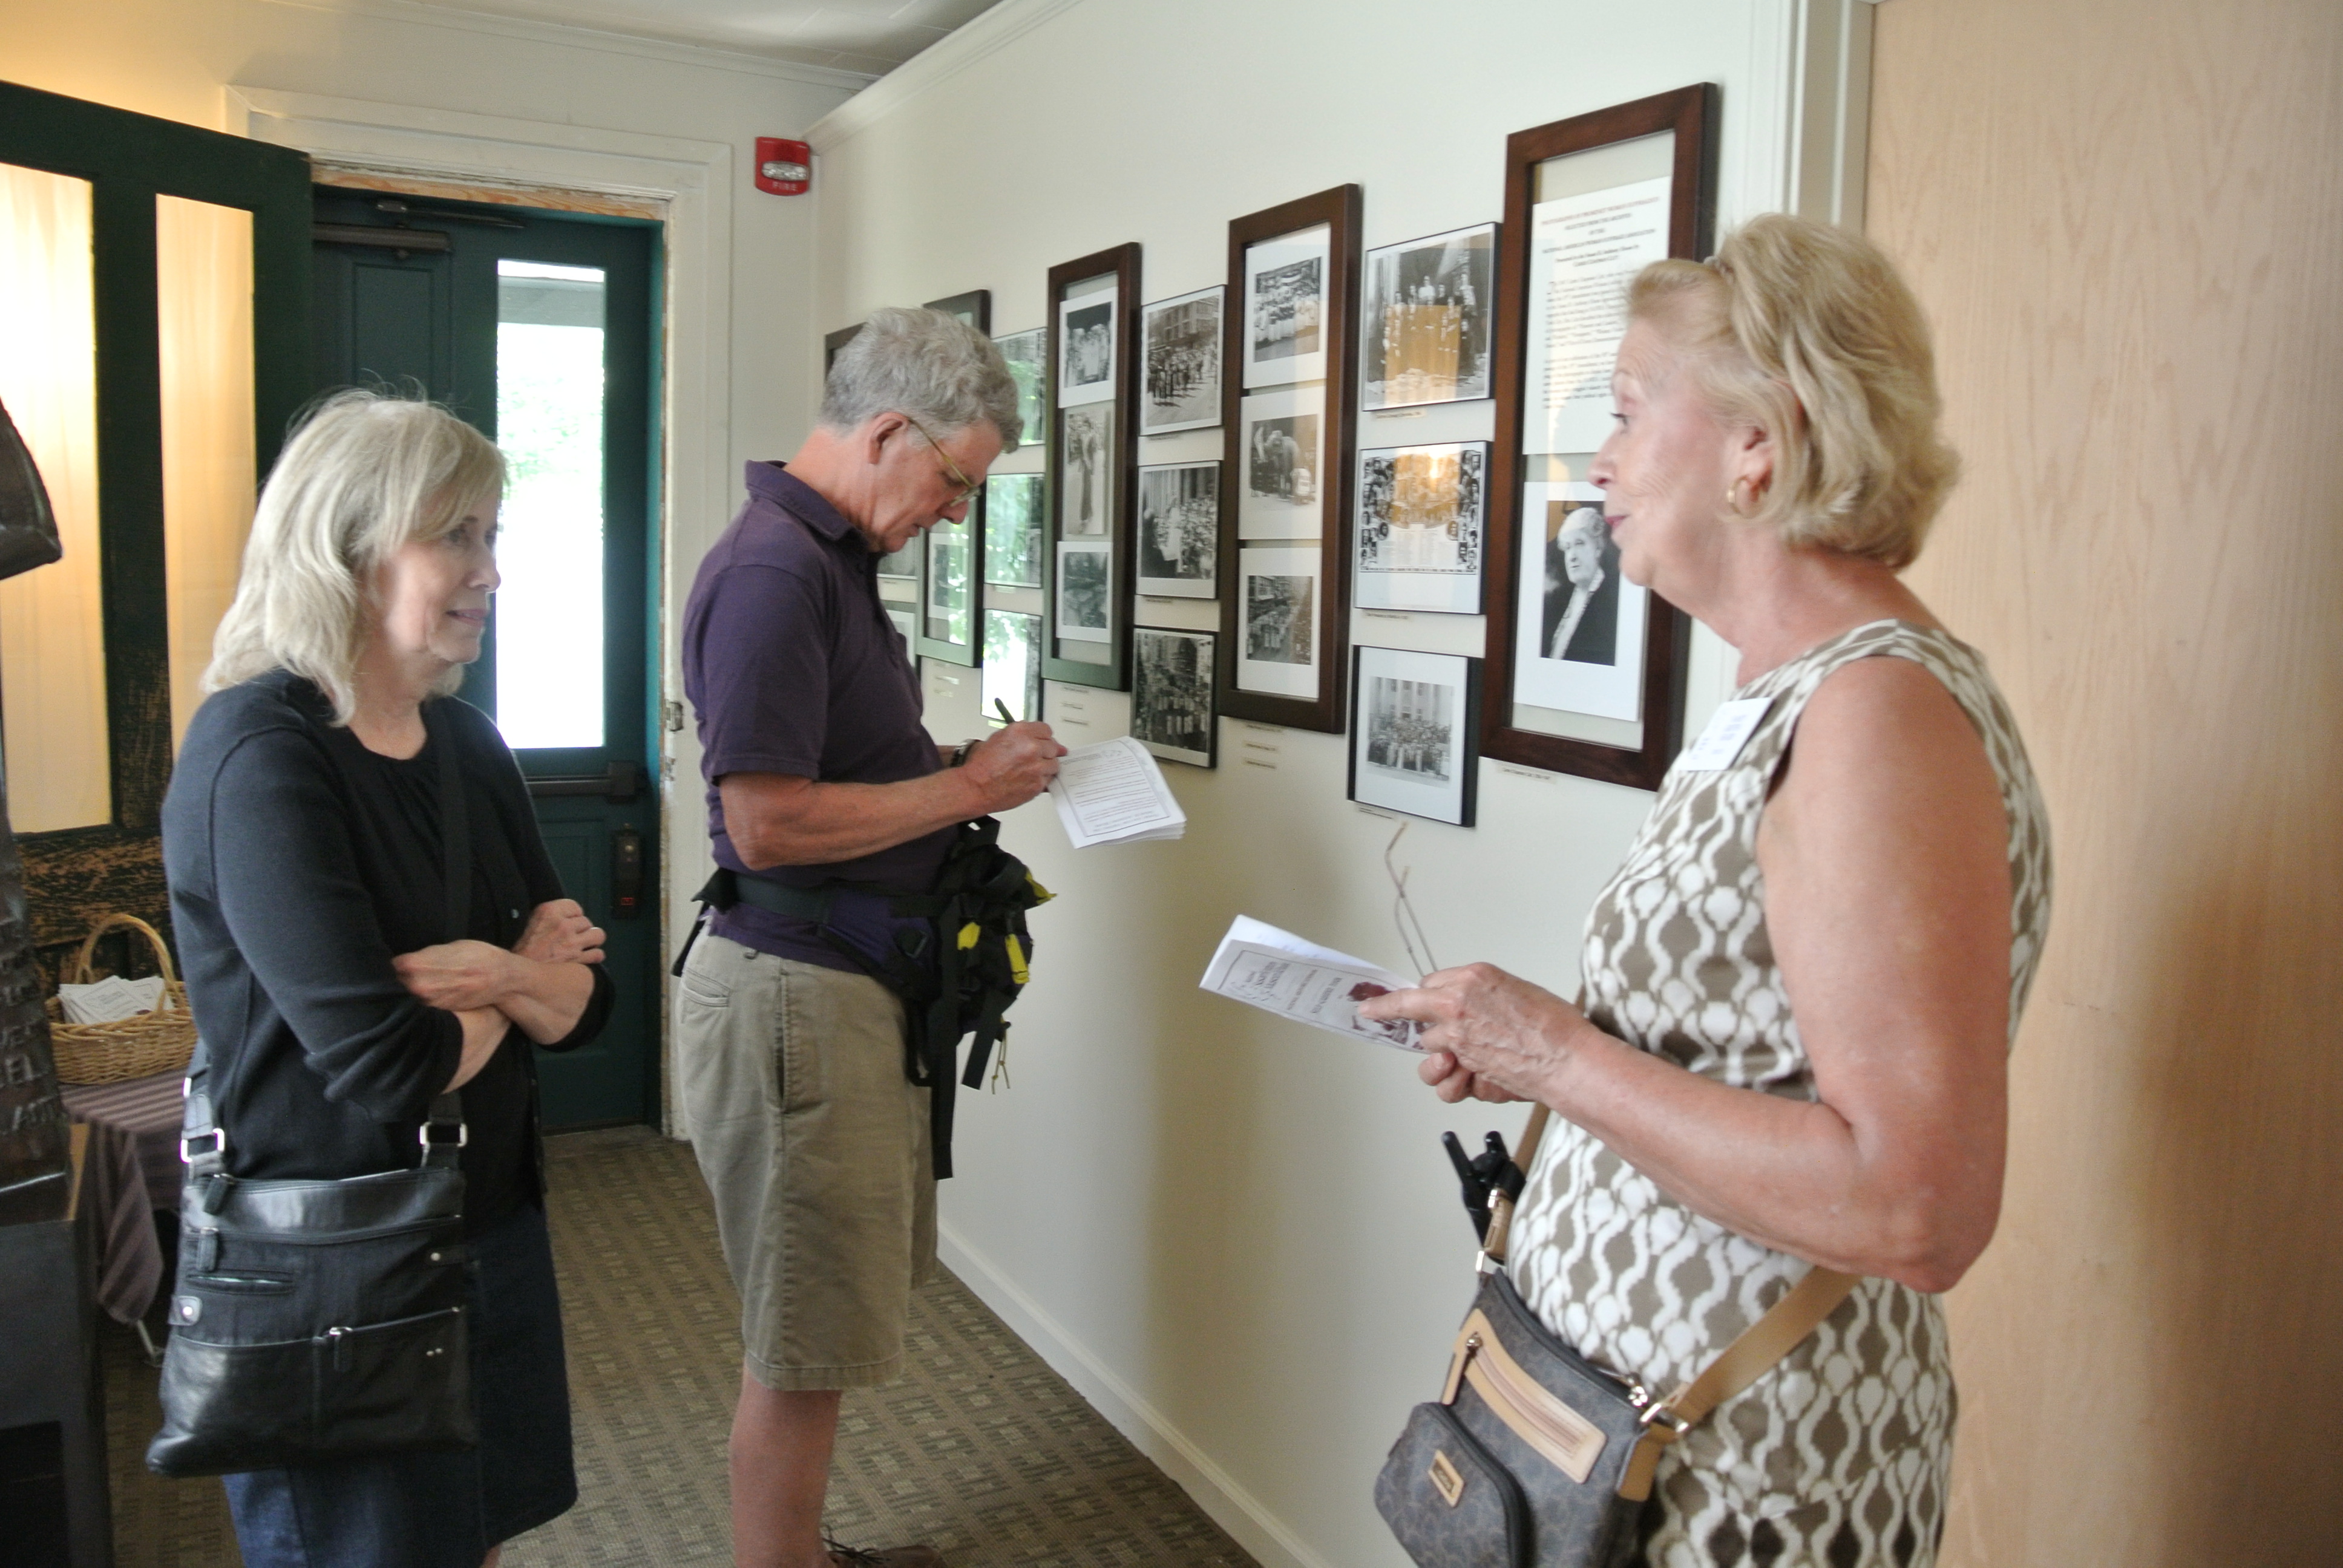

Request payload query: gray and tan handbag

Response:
[1374,1105,1860,1568]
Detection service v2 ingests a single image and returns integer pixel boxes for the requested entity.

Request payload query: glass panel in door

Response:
[0,162,108,831]
[494,258,606,751]
[157,193,258,749]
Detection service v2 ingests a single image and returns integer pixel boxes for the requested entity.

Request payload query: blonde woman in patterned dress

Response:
[1363,214,2050,1568]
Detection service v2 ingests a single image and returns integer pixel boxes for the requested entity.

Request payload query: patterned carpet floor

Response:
[102,1126,1257,1568]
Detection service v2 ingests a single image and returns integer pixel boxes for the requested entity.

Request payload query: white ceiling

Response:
[416,0,1009,79]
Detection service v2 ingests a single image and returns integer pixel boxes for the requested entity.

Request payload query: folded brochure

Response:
[1199,915,1421,1051]
[1047,735,1186,847]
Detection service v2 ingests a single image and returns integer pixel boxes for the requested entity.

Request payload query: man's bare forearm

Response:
[721,769,984,869]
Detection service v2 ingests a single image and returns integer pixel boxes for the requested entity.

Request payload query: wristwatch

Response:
[951,739,980,768]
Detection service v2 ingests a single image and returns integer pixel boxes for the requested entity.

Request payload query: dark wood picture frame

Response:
[1040,242,1140,690]
[1216,184,1362,733]
[913,489,981,667]
[1478,85,1717,791]
[923,289,992,333]
[909,290,995,666]
[824,321,862,373]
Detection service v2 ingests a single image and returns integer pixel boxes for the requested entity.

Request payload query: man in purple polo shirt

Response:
[677,308,1062,1568]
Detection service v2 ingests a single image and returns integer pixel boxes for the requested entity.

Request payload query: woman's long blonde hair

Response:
[206,390,503,724]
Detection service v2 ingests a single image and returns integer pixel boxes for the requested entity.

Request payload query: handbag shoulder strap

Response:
[422,701,467,1159]
[1480,1100,1859,1445]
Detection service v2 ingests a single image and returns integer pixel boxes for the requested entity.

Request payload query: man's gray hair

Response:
[821,306,1023,451]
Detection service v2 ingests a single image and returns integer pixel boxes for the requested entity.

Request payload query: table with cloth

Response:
[59,1069,183,1328]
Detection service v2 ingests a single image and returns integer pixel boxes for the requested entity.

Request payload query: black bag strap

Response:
[421,703,467,1162]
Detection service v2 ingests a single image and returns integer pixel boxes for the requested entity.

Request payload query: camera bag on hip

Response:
[1373,1105,1860,1568]
[148,705,479,1476]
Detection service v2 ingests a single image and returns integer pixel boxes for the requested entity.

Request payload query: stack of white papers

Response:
[1199,916,1421,1051]
[1047,736,1187,848]
[58,973,172,1025]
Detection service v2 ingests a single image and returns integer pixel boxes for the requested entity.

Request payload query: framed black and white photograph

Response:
[1512,479,1645,719]
[1362,223,1496,410]
[981,608,1043,725]
[1237,384,1326,540]
[876,540,920,580]
[1242,223,1331,388]
[995,327,1047,449]
[983,471,1043,587]
[1056,541,1112,643]
[1060,401,1116,537]
[919,508,977,665]
[1136,460,1219,598]
[1354,440,1488,614]
[1057,289,1117,407]
[1349,646,1480,826]
[1140,285,1224,434]
[1237,547,1320,697]
[886,604,916,659]
[1131,628,1217,768]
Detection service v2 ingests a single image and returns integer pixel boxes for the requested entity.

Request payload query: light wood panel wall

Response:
[1867,1,2343,1561]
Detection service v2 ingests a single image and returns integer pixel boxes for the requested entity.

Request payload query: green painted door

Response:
[313,188,661,1129]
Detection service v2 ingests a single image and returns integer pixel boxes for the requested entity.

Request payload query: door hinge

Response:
[662,699,685,733]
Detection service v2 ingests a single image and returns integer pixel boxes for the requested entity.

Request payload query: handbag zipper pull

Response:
[1441,1331,1483,1406]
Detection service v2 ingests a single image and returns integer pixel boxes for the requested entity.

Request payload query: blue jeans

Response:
[223,1201,576,1567]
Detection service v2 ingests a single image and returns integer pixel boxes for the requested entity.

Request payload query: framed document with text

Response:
[1478,85,1715,790]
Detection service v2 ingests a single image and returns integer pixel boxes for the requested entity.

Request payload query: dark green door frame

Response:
[1,78,312,960]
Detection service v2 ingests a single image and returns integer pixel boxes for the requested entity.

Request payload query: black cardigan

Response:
[162,670,614,1226]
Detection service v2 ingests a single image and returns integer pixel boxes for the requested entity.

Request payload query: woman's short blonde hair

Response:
[1628,214,1957,570]
[205,389,504,722]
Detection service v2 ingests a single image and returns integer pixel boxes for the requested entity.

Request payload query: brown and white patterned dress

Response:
[1508,620,2051,1568]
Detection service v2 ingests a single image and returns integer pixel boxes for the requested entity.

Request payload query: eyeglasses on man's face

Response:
[900,413,985,508]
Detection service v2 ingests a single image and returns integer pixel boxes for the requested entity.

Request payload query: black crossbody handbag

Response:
[148,708,479,1476]
[1374,1105,1860,1568]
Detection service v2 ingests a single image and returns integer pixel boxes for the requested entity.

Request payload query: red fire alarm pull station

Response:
[755,137,811,195]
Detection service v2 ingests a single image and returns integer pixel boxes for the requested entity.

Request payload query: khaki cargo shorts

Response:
[675,932,937,1391]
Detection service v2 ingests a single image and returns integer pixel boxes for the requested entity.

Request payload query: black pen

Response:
[994,699,1017,727]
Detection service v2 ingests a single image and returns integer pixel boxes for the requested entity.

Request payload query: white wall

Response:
[807,4,1866,1564]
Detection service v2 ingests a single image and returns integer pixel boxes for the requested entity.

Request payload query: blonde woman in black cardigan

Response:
[164,390,612,1568]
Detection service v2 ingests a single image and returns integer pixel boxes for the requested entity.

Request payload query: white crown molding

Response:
[258,0,879,94]
[228,84,735,178]
[804,0,1087,151]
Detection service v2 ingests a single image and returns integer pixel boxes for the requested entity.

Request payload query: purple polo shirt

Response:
[681,461,952,970]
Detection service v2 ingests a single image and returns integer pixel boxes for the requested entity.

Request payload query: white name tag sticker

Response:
[1677,696,1774,771]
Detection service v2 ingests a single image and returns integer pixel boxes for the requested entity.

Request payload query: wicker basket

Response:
[45,912,197,1086]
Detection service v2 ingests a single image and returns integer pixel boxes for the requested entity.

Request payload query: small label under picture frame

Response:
[1349,645,1481,827]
